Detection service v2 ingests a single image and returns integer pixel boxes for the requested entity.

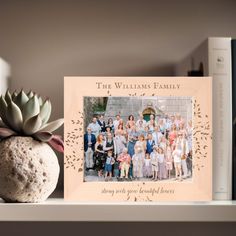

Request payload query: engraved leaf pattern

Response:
[64,111,84,172]
[192,99,211,171]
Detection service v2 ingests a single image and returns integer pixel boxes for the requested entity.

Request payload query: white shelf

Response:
[0,198,236,222]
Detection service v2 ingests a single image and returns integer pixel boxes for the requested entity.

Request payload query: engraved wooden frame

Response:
[64,77,212,202]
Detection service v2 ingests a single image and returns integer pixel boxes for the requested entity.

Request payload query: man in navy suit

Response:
[84,127,96,170]
[97,115,106,133]
[146,133,155,154]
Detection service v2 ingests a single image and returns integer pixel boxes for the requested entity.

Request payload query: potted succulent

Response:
[0,90,64,203]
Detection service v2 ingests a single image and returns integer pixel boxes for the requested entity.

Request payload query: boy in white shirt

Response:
[105,150,115,181]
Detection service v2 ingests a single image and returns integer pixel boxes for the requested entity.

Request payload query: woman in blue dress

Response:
[127,125,138,179]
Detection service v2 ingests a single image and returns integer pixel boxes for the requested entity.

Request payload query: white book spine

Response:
[0,58,10,95]
[208,38,232,200]
[175,38,232,200]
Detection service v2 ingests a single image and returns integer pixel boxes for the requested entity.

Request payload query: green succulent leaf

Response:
[11,91,18,100]
[23,114,42,135]
[44,100,51,124]
[22,95,40,122]
[0,127,16,138]
[0,95,8,125]
[39,118,64,133]
[27,90,34,99]
[0,90,63,144]
[34,131,53,142]
[39,99,51,125]
[38,96,43,106]
[5,90,12,105]
[15,90,29,109]
[6,101,23,132]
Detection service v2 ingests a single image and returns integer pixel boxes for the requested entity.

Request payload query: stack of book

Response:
[175,37,236,200]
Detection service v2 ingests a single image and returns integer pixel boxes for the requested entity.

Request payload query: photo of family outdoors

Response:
[83,96,193,183]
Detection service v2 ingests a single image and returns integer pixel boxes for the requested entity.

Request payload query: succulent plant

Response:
[0,90,64,152]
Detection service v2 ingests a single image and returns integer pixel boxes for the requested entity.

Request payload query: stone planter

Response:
[0,136,60,203]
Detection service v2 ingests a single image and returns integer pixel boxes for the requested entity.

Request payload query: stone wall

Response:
[104,96,192,123]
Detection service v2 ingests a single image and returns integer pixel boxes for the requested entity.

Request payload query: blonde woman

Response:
[133,134,146,179]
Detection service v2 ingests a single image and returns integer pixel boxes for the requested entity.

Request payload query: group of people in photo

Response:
[84,112,193,182]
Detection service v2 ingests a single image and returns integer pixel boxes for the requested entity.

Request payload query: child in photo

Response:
[143,153,152,178]
[172,144,182,181]
[113,160,120,178]
[158,147,166,180]
[118,148,131,180]
[165,142,173,179]
[104,150,115,181]
[150,146,159,181]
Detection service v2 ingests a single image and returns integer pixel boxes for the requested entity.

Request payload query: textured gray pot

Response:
[0,136,60,203]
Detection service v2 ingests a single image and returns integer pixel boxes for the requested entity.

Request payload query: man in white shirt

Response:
[87,117,101,138]
[152,126,163,145]
[113,114,121,131]
[114,130,127,156]
[164,114,172,131]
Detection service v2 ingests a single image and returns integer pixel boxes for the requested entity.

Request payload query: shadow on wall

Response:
[122,64,175,76]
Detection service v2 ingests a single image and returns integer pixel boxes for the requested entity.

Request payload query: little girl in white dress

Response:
[143,153,152,178]
[165,143,173,179]
[150,146,159,181]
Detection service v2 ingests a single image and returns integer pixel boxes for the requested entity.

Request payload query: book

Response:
[232,39,236,200]
[0,58,10,95]
[175,37,232,200]
[64,76,212,202]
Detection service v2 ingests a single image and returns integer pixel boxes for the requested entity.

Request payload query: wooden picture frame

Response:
[64,77,212,202]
